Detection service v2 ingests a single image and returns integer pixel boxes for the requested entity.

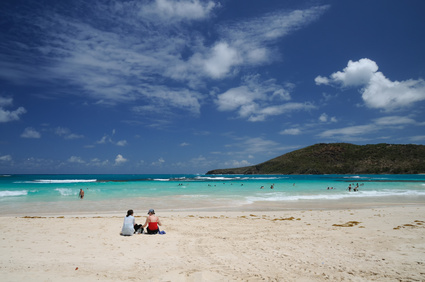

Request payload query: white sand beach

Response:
[1,205,424,281]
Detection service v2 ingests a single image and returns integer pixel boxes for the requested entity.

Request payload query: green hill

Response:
[206,143,425,175]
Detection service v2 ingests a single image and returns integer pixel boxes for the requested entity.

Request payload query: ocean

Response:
[1,174,425,216]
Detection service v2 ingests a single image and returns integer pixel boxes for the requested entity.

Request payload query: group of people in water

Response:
[347,183,363,192]
[260,184,275,189]
[327,183,364,191]
[121,209,163,236]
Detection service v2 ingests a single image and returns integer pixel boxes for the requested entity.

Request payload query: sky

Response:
[1,0,425,174]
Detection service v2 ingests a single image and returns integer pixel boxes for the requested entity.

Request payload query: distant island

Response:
[206,143,425,175]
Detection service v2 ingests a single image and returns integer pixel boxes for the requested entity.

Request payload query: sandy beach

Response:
[1,205,424,281]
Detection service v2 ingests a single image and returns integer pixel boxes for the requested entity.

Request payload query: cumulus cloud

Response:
[202,42,241,79]
[315,58,425,110]
[21,127,41,139]
[114,154,128,165]
[0,97,26,123]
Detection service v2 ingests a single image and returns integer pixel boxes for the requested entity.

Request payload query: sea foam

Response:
[0,190,28,197]
[54,188,76,196]
[28,179,97,184]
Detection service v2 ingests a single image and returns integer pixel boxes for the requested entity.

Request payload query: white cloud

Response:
[188,5,330,80]
[316,58,425,110]
[318,115,422,139]
[1,2,206,115]
[219,5,329,65]
[0,97,13,107]
[319,113,337,123]
[314,76,329,85]
[97,135,111,144]
[0,155,12,162]
[232,137,297,155]
[247,103,315,122]
[65,133,84,140]
[319,124,377,138]
[152,158,165,166]
[96,134,128,147]
[363,73,425,110]
[139,0,218,23]
[21,127,41,139]
[410,135,425,142]
[114,154,128,165]
[0,96,26,123]
[216,75,310,121]
[216,86,260,111]
[180,142,190,147]
[88,158,110,167]
[280,128,301,135]
[1,2,329,123]
[316,58,378,87]
[55,127,84,140]
[68,156,85,164]
[225,160,251,167]
[373,116,416,126]
[319,113,328,122]
[55,127,69,136]
[116,140,128,146]
[202,42,241,79]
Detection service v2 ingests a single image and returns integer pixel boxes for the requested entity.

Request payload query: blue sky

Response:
[1,0,425,174]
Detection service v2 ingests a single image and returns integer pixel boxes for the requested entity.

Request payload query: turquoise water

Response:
[1,174,425,215]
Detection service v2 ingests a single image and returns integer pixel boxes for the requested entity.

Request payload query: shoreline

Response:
[1,196,424,218]
[1,205,424,281]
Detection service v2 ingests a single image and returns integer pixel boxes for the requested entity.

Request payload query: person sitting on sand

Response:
[143,209,162,234]
[121,209,143,236]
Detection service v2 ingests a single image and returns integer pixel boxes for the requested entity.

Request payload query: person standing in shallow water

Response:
[79,189,84,199]
[143,209,162,234]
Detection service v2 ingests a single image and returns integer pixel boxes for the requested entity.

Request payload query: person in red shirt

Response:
[143,209,162,234]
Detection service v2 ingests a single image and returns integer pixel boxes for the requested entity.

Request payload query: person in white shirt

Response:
[121,209,139,236]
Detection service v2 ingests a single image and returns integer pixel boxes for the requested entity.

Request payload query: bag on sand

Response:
[134,224,144,234]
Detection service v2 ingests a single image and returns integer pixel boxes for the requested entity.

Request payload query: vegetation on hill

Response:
[206,143,425,174]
